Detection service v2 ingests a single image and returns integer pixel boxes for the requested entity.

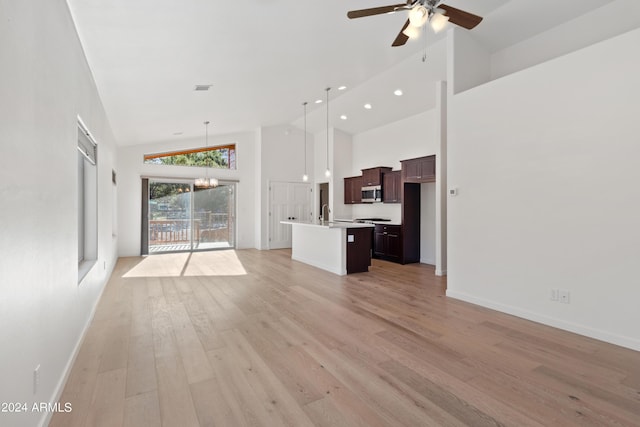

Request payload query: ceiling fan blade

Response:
[391,19,410,47]
[438,4,483,29]
[347,3,407,19]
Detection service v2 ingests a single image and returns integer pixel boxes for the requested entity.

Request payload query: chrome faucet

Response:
[321,204,330,222]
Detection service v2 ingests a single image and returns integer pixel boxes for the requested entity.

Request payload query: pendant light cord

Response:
[303,102,307,176]
[325,87,330,171]
[204,120,210,179]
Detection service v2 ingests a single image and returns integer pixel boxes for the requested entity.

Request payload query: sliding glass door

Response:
[193,184,235,250]
[147,179,235,253]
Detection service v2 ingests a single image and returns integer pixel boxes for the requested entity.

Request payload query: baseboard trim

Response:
[39,261,116,427]
[435,269,447,276]
[446,290,640,351]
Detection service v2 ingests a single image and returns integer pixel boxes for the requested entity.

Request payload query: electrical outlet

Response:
[559,290,570,304]
[33,365,40,394]
[550,289,559,301]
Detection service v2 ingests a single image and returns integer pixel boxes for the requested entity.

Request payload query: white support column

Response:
[435,81,447,276]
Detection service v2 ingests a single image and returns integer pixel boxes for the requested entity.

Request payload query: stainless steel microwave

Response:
[362,185,382,203]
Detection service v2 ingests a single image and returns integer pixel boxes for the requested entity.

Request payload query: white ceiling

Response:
[66,0,614,146]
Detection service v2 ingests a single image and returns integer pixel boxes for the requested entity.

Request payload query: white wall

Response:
[0,1,118,426]
[351,110,438,226]
[491,0,640,80]
[447,28,640,350]
[313,128,332,220]
[420,183,436,264]
[259,124,314,248]
[117,131,257,255]
[331,129,353,220]
[447,27,491,95]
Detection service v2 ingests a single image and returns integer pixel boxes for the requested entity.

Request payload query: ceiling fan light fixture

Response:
[408,5,428,27]
[402,24,421,39]
[346,2,483,47]
[430,12,450,33]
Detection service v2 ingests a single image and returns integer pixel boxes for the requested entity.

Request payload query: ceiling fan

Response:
[347,0,483,47]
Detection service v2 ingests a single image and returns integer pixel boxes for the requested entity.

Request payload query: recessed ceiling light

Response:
[315,99,323,104]
[338,86,347,91]
[364,103,372,110]
[394,89,403,96]
[194,84,212,91]
[340,115,347,120]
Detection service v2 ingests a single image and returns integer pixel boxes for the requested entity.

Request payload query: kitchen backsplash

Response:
[351,203,401,223]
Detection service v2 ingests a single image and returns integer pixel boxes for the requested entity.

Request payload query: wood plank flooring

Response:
[50,249,640,427]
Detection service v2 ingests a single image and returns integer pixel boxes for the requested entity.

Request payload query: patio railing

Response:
[149,213,230,246]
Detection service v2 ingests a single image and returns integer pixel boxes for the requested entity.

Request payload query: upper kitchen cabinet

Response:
[382,170,401,203]
[344,176,363,204]
[401,155,435,183]
[362,167,392,187]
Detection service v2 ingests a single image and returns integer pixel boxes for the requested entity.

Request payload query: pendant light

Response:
[194,120,219,188]
[324,87,331,178]
[302,102,309,182]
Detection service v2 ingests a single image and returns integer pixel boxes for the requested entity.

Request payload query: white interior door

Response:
[269,181,311,249]
[290,183,313,223]
[269,182,291,249]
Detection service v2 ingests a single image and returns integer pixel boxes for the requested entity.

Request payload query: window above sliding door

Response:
[143,144,236,169]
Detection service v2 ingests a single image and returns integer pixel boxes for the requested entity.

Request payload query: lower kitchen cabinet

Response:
[373,224,402,263]
[346,227,372,274]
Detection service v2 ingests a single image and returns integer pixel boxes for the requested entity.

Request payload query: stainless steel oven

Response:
[361,185,382,203]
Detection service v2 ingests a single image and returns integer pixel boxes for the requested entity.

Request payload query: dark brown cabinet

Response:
[343,176,363,204]
[346,228,372,274]
[401,155,435,183]
[373,224,402,263]
[382,170,401,203]
[361,167,392,187]
[401,183,421,264]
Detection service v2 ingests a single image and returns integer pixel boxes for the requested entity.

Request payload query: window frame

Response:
[77,117,98,283]
[143,144,236,169]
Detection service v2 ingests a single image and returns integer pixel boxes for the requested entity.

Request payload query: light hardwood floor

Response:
[50,249,640,426]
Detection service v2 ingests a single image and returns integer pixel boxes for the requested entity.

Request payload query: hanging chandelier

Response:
[194,120,219,188]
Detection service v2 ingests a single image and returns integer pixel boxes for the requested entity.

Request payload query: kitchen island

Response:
[280,220,374,275]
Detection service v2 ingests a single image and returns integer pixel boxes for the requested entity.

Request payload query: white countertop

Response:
[333,218,402,226]
[280,220,374,229]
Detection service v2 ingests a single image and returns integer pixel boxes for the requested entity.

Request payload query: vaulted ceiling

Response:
[66,0,619,146]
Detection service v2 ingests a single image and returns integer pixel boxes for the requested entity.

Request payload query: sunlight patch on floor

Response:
[183,250,247,276]
[122,250,246,278]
